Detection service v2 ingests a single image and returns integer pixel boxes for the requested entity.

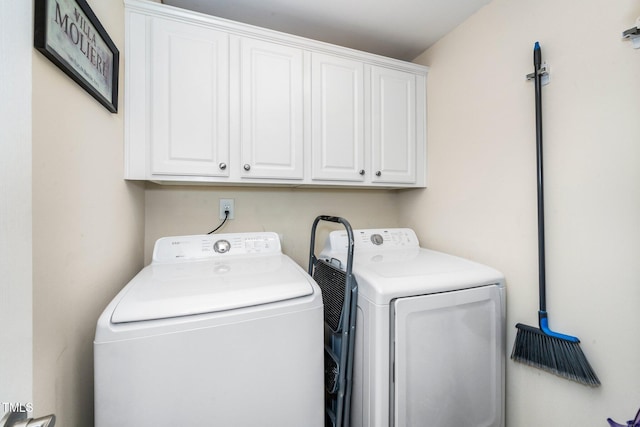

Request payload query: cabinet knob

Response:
[375,171,382,177]
[243,164,251,171]
[359,169,365,176]
[219,162,227,170]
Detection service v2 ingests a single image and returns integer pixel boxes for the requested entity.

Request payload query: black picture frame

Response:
[34,0,119,113]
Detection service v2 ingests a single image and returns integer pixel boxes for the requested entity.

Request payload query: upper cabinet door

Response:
[150,18,230,177]
[370,66,417,184]
[238,37,304,180]
[311,53,365,182]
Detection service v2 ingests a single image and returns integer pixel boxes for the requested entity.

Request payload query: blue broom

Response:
[510,42,600,387]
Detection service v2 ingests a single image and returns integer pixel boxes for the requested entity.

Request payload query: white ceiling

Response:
[162,0,491,61]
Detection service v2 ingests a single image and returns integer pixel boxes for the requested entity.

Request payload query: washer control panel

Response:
[153,232,281,262]
[324,228,420,253]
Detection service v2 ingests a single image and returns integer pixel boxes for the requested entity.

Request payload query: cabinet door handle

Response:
[375,171,382,177]
[218,162,227,170]
[243,164,251,171]
[359,170,365,176]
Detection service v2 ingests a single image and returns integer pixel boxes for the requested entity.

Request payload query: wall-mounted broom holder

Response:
[526,62,550,86]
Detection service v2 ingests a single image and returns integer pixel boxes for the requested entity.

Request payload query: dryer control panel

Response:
[324,228,420,253]
[152,232,282,262]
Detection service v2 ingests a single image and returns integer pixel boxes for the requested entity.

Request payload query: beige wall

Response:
[401,0,640,424]
[31,0,145,425]
[144,185,402,268]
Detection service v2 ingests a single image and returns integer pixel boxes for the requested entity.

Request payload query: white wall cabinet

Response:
[371,66,418,184]
[238,37,304,181]
[150,17,230,178]
[124,0,427,188]
[311,53,365,182]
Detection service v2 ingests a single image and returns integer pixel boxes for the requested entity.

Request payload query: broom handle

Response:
[534,42,547,314]
[533,43,580,343]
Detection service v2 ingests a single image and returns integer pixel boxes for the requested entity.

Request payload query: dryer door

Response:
[391,285,504,427]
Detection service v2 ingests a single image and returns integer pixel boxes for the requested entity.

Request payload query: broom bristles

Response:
[511,323,600,387]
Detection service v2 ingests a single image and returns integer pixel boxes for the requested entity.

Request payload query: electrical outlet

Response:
[219,198,235,220]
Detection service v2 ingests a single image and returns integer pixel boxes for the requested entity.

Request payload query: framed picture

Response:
[34,0,119,113]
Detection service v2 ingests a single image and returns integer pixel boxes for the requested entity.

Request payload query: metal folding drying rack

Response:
[308,215,358,427]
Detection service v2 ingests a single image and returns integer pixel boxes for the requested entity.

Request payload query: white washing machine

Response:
[94,232,324,427]
[320,228,505,427]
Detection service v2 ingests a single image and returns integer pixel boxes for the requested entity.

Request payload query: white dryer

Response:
[94,232,324,427]
[320,228,505,427]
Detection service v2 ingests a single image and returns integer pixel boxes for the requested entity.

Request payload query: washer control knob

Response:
[213,239,231,254]
[370,234,384,245]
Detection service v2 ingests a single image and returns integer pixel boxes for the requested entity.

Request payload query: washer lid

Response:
[111,253,314,323]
